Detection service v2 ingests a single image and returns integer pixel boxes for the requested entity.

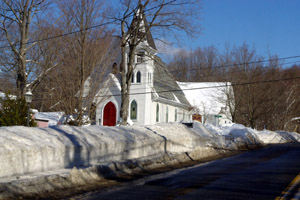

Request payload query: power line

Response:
[1,58,300,100]
[93,75,300,98]
[29,75,300,101]
[168,55,300,74]
[18,59,300,94]
[0,20,117,50]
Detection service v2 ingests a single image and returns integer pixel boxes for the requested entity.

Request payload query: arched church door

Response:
[103,102,116,126]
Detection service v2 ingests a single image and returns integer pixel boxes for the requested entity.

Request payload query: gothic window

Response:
[166,106,169,122]
[136,71,141,83]
[148,73,152,84]
[130,100,137,120]
[156,103,159,122]
[131,72,135,83]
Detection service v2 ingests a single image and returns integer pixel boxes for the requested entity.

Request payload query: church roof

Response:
[143,18,157,50]
[153,56,190,107]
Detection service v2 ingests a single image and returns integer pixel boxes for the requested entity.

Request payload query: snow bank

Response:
[1,122,299,179]
[193,122,300,149]
[0,123,204,178]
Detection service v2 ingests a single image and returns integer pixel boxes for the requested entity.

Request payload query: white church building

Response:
[83,15,192,126]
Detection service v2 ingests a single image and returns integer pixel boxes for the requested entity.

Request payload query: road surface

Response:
[72,143,300,200]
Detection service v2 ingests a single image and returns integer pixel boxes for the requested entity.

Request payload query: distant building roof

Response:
[34,112,65,126]
[177,82,233,115]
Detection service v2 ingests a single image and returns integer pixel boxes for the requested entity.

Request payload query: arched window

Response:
[148,73,152,84]
[156,104,159,122]
[166,106,169,122]
[136,71,141,83]
[130,100,137,120]
[175,109,177,122]
[131,72,135,83]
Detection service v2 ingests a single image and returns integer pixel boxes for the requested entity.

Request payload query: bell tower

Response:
[128,8,157,125]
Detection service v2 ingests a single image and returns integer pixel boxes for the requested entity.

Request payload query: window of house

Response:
[156,103,159,122]
[175,109,177,122]
[136,71,141,83]
[130,100,137,120]
[166,106,169,122]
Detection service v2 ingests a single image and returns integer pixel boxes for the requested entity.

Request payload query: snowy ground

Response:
[0,122,299,199]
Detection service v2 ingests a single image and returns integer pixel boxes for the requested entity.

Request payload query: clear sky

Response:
[181,0,300,63]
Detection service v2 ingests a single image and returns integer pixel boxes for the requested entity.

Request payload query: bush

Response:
[0,93,36,127]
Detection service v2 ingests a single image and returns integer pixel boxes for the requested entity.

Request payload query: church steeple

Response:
[129,4,157,51]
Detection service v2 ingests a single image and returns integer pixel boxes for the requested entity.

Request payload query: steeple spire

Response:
[129,4,157,50]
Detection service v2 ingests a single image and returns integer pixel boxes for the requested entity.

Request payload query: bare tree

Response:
[34,0,112,125]
[111,0,201,125]
[0,0,54,97]
[167,50,190,81]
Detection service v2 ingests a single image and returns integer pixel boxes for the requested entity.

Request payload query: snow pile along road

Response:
[0,122,299,199]
[194,122,300,148]
[0,123,207,179]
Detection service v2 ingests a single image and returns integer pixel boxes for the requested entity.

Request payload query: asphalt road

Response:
[72,143,300,200]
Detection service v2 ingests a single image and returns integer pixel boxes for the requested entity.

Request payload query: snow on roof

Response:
[34,112,65,126]
[0,91,16,100]
[177,82,232,115]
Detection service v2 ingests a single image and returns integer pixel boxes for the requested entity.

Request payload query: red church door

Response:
[103,102,116,126]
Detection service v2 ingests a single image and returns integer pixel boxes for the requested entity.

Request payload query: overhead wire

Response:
[28,75,300,102]
[0,20,118,50]
[167,55,300,74]
[14,58,300,95]
[0,4,299,102]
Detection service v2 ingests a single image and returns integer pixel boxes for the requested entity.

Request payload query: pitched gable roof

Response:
[82,37,122,107]
[153,56,191,108]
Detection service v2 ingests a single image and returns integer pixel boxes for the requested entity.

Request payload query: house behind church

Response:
[178,82,234,126]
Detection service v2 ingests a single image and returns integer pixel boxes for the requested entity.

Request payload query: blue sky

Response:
[179,0,300,63]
